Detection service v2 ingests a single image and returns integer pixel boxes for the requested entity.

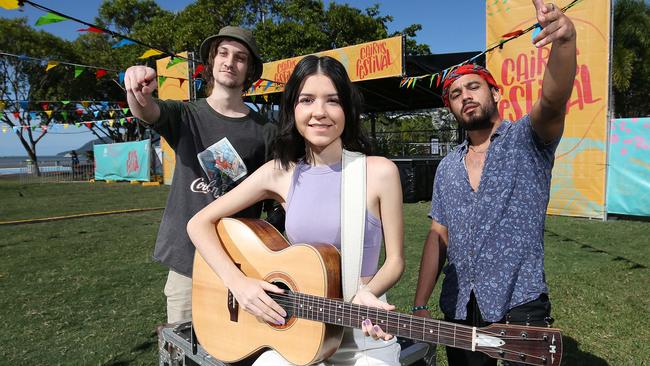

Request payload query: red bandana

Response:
[442,64,498,107]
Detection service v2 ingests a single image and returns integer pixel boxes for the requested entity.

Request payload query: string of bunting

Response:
[399,0,584,90]
[1,117,138,134]
[1,0,284,88]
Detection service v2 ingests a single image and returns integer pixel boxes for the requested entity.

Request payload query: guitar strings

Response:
[266,295,554,361]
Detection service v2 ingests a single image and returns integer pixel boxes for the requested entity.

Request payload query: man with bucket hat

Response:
[125,26,277,324]
[412,1,576,365]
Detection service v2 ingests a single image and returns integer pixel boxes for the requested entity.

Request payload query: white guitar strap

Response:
[340,149,366,302]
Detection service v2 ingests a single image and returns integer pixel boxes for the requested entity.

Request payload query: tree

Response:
[612,0,650,117]
[0,18,78,174]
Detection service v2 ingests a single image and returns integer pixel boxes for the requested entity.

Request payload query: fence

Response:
[16,159,94,184]
[372,128,459,158]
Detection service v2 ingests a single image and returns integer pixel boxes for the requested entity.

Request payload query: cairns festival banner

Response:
[487,0,611,218]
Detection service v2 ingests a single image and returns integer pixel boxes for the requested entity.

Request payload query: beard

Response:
[454,99,498,131]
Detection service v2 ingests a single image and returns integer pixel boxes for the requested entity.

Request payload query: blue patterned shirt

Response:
[429,115,559,322]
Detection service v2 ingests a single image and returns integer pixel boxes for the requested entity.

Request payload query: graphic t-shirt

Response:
[152,98,276,276]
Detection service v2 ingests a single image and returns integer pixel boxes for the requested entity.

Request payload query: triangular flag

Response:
[122,108,129,115]
[41,125,48,131]
[61,111,68,120]
[77,27,104,33]
[263,94,269,102]
[126,117,133,123]
[192,64,205,79]
[35,12,68,26]
[0,101,5,111]
[109,119,114,127]
[109,110,115,117]
[75,122,80,128]
[19,100,28,110]
[74,66,84,78]
[40,102,49,110]
[46,61,59,72]
[254,79,263,89]
[166,57,184,69]
[263,81,272,91]
[2,127,7,133]
[29,112,37,120]
[0,0,20,10]
[194,79,203,90]
[96,69,107,79]
[75,109,85,117]
[12,111,20,119]
[84,122,92,128]
[63,123,69,129]
[44,110,53,118]
[93,111,100,117]
[13,126,20,133]
[100,101,109,109]
[112,39,136,48]
[81,101,90,108]
[116,101,127,108]
[139,49,163,59]
[158,76,167,87]
[118,71,125,84]
[61,100,70,105]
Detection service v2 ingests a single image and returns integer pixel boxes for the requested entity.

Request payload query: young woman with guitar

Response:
[187,55,405,365]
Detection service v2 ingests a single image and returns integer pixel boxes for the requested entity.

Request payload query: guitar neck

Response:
[270,292,474,350]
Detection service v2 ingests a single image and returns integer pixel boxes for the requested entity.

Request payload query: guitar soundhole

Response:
[268,278,297,329]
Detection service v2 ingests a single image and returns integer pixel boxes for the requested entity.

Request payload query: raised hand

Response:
[124,65,158,107]
[228,275,287,326]
[354,288,395,341]
[532,0,576,48]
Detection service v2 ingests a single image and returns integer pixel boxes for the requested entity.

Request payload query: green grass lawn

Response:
[0,180,648,365]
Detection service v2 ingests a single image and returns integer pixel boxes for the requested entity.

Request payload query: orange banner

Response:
[247,35,403,96]
[156,52,190,185]
[487,0,611,218]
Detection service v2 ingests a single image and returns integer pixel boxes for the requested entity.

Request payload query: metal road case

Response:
[159,322,436,366]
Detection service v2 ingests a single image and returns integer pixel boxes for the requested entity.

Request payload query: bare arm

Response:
[124,65,161,124]
[357,157,405,340]
[361,158,405,298]
[412,220,448,318]
[530,0,577,143]
[186,160,289,325]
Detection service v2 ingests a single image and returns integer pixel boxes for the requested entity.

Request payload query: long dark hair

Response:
[272,55,371,170]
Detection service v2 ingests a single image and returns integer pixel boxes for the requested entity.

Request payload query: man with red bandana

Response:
[412,1,576,365]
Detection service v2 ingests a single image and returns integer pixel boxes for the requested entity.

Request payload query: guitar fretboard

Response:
[270,292,475,350]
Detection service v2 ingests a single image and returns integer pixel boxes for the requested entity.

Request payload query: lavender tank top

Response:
[285,161,383,277]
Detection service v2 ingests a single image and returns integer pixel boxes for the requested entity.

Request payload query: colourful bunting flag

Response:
[139,49,163,59]
[40,102,48,110]
[75,109,84,117]
[0,101,5,111]
[12,111,20,119]
[35,12,68,26]
[93,111,100,117]
[109,110,115,117]
[166,57,184,69]
[122,108,129,115]
[263,81,272,91]
[45,110,53,118]
[45,61,59,72]
[74,66,84,78]
[263,94,269,102]
[2,127,7,133]
[109,119,114,127]
[19,100,28,110]
[75,122,80,128]
[0,0,20,10]
[112,39,136,48]
[77,27,104,33]
[194,79,203,90]
[61,111,68,120]
[81,101,90,108]
[192,64,205,79]
[61,101,70,105]
[96,69,107,79]
[158,76,167,87]
[63,123,69,129]
[84,122,92,128]
[118,71,125,84]
[254,79,263,89]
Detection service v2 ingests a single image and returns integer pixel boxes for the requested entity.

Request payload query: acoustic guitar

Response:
[192,218,562,366]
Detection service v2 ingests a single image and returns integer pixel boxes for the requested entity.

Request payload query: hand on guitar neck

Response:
[353,287,395,341]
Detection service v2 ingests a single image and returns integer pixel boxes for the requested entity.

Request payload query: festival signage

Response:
[155,52,191,185]
[486,0,611,218]
[606,117,650,217]
[94,139,151,181]
[247,35,404,96]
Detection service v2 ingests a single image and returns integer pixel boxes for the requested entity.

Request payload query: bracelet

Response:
[411,305,429,312]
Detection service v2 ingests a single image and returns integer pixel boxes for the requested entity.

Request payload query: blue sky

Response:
[0,0,486,156]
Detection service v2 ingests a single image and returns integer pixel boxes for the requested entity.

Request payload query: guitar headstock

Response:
[477,323,562,366]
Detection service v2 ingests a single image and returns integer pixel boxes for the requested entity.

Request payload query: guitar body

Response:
[192,218,344,365]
